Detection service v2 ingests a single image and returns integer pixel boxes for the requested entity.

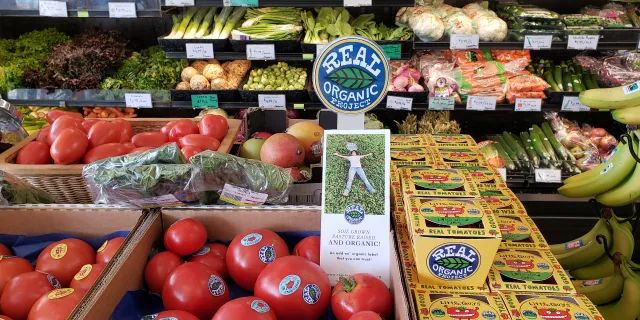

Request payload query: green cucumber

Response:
[520,131,540,168]
[544,71,561,91]
[553,65,564,91]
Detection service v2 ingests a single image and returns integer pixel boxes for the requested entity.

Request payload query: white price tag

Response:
[38,0,67,17]
[450,34,479,50]
[246,44,275,60]
[515,98,542,112]
[524,35,553,50]
[466,96,496,111]
[165,0,193,5]
[343,0,371,6]
[258,94,286,108]
[386,96,412,110]
[125,93,152,108]
[561,96,590,112]
[108,2,136,18]
[535,168,562,183]
[186,43,214,59]
[129,194,182,208]
[316,44,328,57]
[497,168,507,181]
[429,97,455,110]
[220,183,268,205]
[567,35,599,50]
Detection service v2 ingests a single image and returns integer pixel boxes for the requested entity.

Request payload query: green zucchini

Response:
[582,72,594,90]
[553,65,564,91]
[520,131,540,168]
[589,73,599,88]
[571,75,584,92]
[494,135,520,169]
[544,71,561,92]
[562,67,573,92]
[574,63,583,74]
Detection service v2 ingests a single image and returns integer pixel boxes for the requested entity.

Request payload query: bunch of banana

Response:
[578,82,640,124]
[558,131,640,207]
[595,256,640,320]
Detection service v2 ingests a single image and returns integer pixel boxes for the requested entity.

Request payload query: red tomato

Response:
[83,143,129,164]
[181,146,203,161]
[81,119,102,132]
[16,142,52,164]
[0,271,60,320]
[122,142,136,152]
[95,237,126,265]
[198,115,228,141]
[46,110,83,125]
[227,229,289,291]
[0,245,10,256]
[0,256,33,301]
[254,256,330,320]
[164,218,207,256]
[131,132,168,148]
[87,121,121,149]
[212,297,277,320]
[160,121,177,136]
[189,243,228,280]
[130,147,153,154]
[111,119,133,142]
[168,120,199,143]
[179,134,220,152]
[331,273,392,320]
[293,236,320,265]
[0,315,12,319]
[35,127,51,144]
[35,238,96,287]
[162,262,229,320]
[349,311,383,320]
[69,263,105,294]
[27,288,82,320]
[47,116,84,145]
[148,310,199,320]
[144,251,183,294]
[50,128,88,165]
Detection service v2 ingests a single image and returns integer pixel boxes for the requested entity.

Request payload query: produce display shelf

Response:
[164,51,412,61]
[414,40,640,50]
[4,98,172,108]
[0,9,162,17]
[161,0,415,7]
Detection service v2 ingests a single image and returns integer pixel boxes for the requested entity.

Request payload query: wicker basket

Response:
[0,118,242,204]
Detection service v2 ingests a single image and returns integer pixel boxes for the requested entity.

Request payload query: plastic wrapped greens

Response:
[190,151,293,205]
[82,143,186,176]
[0,171,57,205]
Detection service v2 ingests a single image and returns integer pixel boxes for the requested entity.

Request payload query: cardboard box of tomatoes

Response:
[75,207,411,320]
[0,205,145,320]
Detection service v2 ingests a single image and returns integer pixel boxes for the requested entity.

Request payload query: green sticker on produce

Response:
[77,10,89,17]
[192,94,219,108]
[381,44,401,59]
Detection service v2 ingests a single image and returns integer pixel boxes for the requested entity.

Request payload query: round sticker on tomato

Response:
[278,275,301,295]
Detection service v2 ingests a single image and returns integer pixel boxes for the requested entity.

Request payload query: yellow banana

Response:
[613,105,640,124]
[571,219,635,280]
[597,260,640,320]
[579,83,640,109]
[555,224,612,270]
[573,265,624,305]
[596,136,640,206]
[559,136,636,198]
[550,218,610,255]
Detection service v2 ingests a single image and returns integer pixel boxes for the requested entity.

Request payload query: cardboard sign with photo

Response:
[320,130,391,286]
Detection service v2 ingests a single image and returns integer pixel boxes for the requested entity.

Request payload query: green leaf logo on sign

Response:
[436,257,471,269]
[326,67,375,90]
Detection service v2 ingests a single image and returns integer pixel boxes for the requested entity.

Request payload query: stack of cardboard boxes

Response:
[390,134,604,320]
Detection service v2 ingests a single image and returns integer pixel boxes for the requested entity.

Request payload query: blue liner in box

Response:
[110,231,349,320]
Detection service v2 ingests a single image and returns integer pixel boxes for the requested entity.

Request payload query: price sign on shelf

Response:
[343,0,371,6]
[381,44,401,59]
[466,96,496,111]
[108,2,136,18]
[515,98,542,112]
[535,168,562,183]
[191,94,218,108]
[258,94,286,108]
[561,96,590,112]
[39,0,68,17]
[165,0,194,5]
[186,43,214,59]
[524,35,552,50]
[567,35,599,50]
[246,44,275,60]
[386,96,412,110]
[450,34,479,50]
[429,97,455,110]
[125,93,152,108]
[223,0,258,6]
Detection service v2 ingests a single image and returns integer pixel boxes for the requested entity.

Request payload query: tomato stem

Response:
[337,276,357,293]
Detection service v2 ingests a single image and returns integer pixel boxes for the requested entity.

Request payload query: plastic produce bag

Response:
[582,124,618,160]
[189,151,293,205]
[544,112,601,172]
[83,143,186,176]
[0,171,57,205]
[412,50,456,80]
[427,69,463,103]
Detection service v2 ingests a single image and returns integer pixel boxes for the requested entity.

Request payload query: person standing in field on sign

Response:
[333,151,376,196]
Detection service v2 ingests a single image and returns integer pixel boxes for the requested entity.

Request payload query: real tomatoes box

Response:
[79,207,412,320]
[0,205,145,320]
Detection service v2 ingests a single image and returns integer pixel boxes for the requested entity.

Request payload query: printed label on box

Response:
[220,183,268,206]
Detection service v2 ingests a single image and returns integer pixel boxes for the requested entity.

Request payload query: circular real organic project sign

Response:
[313,36,390,114]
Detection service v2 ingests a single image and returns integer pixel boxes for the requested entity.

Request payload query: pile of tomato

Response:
[0,236,126,320]
[16,110,229,165]
[143,218,393,320]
